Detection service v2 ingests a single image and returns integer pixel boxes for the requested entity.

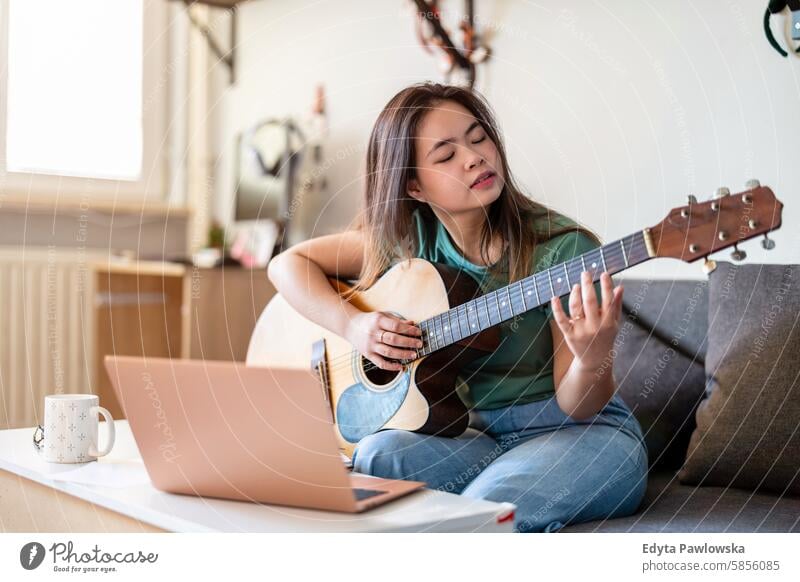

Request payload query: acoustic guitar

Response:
[247,182,783,458]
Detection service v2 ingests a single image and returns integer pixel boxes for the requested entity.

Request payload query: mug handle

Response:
[33,424,45,451]
[88,406,116,457]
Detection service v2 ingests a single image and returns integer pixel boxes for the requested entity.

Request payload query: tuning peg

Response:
[730,244,747,261]
[745,179,760,189]
[702,257,717,275]
[713,187,730,199]
[687,194,698,205]
[761,234,776,250]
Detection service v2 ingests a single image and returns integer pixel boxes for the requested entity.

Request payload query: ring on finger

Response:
[379,330,386,343]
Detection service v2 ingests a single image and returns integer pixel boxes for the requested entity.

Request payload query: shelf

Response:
[0,194,191,217]
[175,0,252,84]
[186,0,249,7]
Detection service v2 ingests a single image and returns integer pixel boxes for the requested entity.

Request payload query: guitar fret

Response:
[425,321,436,353]
[600,247,607,272]
[469,303,474,331]
[506,287,514,317]
[568,259,580,286]
[445,311,454,343]
[519,281,527,310]
[564,263,570,288]
[482,296,491,329]
[581,255,586,273]
[467,302,477,332]
[629,235,643,264]
[547,269,555,298]
[620,239,628,267]
[587,252,598,273]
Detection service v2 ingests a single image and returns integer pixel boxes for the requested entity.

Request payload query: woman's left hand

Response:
[550,271,624,372]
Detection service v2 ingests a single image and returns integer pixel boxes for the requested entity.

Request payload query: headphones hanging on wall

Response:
[764,0,800,57]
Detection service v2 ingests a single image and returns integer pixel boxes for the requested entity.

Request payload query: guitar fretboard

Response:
[416,230,651,356]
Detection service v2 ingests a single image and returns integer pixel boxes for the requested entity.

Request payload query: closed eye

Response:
[436,136,488,163]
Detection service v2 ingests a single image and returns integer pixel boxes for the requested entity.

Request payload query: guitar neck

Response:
[417,229,654,355]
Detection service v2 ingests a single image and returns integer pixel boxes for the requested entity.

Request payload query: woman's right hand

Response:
[344,311,424,371]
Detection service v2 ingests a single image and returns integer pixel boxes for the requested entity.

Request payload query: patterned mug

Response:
[34,394,115,463]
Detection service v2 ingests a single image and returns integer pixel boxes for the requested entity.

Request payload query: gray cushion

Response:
[561,469,800,532]
[612,279,709,469]
[617,279,709,361]
[678,262,800,496]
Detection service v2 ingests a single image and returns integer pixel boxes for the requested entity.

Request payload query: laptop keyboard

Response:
[353,487,385,501]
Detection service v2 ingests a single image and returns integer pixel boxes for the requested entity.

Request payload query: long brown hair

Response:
[346,82,600,297]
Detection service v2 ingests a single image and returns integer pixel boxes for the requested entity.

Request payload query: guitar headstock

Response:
[645,181,783,273]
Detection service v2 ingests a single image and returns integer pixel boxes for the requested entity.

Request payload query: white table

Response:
[0,421,516,532]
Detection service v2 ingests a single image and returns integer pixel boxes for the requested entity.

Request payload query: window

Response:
[0,0,170,202]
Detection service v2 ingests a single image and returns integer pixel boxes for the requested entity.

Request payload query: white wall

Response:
[211,0,800,279]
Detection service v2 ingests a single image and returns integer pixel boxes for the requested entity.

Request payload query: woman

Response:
[268,82,648,533]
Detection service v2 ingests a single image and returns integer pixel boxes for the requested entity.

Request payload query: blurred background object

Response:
[234,117,304,227]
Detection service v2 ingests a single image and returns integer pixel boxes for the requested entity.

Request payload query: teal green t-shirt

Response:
[408,208,602,410]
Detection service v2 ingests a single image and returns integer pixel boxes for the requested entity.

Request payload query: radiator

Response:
[0,246,104,429]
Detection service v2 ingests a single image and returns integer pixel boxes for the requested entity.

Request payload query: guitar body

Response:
[247,259,500,457]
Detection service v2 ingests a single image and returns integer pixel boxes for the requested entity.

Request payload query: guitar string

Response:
[324,243,639,376]
[328,243,633,372]
[319,243,640,376]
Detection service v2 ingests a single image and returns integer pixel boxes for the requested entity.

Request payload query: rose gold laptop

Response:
[103,355,425,513]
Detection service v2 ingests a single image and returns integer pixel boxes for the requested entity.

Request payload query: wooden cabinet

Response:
[187,265,276,361]
[93,261,275,419]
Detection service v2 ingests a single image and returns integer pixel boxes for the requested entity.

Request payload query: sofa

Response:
[561,265,800,533]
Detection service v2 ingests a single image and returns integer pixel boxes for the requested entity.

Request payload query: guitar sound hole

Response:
[360,356,401,386]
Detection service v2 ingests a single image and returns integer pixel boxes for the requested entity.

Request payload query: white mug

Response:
[35,394,115,463]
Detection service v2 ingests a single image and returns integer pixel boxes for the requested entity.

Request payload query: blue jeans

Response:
[351,392,649,533]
